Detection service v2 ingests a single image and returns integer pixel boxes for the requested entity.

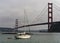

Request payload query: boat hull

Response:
[15,35,31,39]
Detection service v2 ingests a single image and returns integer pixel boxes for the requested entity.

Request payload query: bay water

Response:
[0,33,60,43]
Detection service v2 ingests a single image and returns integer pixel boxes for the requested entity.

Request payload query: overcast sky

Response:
[0,0,60,30]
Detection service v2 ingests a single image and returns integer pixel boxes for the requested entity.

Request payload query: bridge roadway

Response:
[17,21,60,28]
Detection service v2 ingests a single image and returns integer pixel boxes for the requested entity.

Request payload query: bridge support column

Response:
[48,3,53,32]
[15,19,18,32]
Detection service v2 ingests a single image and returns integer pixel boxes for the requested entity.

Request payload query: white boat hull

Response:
[15,35,31,39]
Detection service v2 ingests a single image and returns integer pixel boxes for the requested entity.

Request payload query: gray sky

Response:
[0,0,60,30]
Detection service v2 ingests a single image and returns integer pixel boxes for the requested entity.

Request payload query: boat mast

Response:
[24,9,30,32]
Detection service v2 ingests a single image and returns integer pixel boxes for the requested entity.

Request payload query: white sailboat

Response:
[15,9,31,39]
[15,32,31,39]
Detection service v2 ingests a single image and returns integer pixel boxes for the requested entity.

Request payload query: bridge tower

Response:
[15,19,18,32]
[48,3,53,32]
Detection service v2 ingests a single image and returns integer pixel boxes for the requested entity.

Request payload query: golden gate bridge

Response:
[14,3,60,32]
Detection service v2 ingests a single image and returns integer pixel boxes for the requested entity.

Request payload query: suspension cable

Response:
[32,4,48,23]
[54,4,60,11]
[34,8,48,23]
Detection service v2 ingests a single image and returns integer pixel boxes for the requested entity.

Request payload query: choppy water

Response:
[0,33,60,43]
